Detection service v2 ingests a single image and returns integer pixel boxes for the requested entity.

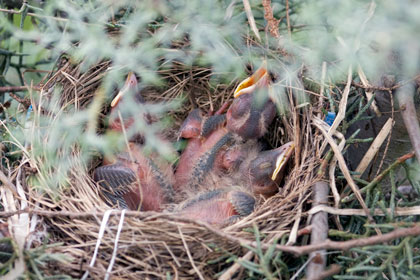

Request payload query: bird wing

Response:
[200,114,227,138]
[93,163,137,208]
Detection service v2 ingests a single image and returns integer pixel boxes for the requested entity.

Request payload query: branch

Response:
[261,0,290,57]
[314,118,374,224]
[342,151,415,203]
[306,181,329,278]
[0,7,68,22]
[242,0,261,41]
[262,0,280,38]
[7,93,31,108]
[281,225,420,256]
[0,170,18,197]
[0,85,41,93]
[0,7,117,28]
[285,0,291,38]
[312,264,341,280]
[395,82,420,162]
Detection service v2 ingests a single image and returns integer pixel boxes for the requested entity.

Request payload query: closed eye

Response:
[259,162,271,170]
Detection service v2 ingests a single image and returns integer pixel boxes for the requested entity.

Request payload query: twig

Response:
[261,0,290,56]
[313,118,374,223]
[0,85,41,93]
[325,125,345,209]
[104,210,126,280]
[285,0,292,38]
[309,204,420,217]
[317,62,327,119]
[357,66,381,116]
[0,7,118,28]
[287,204,302,245]
[242,0,261,41]
[218,251,253,280]
[354,118,393,177]
[0,7,69,22]
[320,66,352,153]
[349,81,400,91]
[7,92,31,108]
[374,90,394,177]
[0,208,419,256]
[81,210,115,280]
[178,226,205,280]
[306,181,329,279]
[281,225,420,256]
[395,82,420,162]
[218,226,312,280]
[342,151,415,203]
[0,170,18,197]
[312,264,341,280]
[262,0,280,38]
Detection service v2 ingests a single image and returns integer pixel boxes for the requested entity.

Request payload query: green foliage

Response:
[24,241,73,280]
[1,0,420,279]
[0,0,259,192]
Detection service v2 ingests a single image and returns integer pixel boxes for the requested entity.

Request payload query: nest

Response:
[25,58,319,279]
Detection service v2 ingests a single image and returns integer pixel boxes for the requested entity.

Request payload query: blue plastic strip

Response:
[324,111,336,126]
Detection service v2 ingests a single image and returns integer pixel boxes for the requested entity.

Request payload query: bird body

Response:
[175,110,232,191]
[176,188,255,225]
[94,142,174,211]
[226,93,276,140]
[93,65,294,226]
[94,72,174,211]
[226,64,276,140]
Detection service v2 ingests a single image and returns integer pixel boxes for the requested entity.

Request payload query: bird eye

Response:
[259,162,271,170]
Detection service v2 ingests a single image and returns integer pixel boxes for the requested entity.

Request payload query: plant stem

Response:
[395,82,420,162]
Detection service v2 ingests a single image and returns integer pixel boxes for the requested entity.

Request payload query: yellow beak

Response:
[111,72,138,108]
[233,63,268,98]
[271,142,295,181]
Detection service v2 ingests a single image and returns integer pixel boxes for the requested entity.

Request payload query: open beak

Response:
[111,72,138,108]
[233,63,268,98]
[271,142,295,181]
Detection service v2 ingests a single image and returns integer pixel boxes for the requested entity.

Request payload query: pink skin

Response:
[209,100,231,116]
[175,105,233,190]
[103,73,174,211]
[174,137,202,191]
[118,143,173,211]
[178,192,239,225]
[219,147,244,171]
[175,110,204,190]
[179,200,237,224]
[226,91,276,140]
[227,72,276,140]
[175,126,229,190]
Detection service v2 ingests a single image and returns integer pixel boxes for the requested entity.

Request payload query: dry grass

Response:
[5,58,319,279]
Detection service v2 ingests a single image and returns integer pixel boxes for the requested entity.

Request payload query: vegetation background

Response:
[1,0,420,279]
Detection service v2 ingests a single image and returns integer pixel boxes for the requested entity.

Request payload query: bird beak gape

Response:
[271,142,295,181]
[233,63,268,98]
[111,72,138,108]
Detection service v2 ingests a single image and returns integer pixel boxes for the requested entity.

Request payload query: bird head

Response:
[233,63,269,98]
[226,63,276,140]
[178,109,203,139]
[248,141,295,196]
[111,72,140,108]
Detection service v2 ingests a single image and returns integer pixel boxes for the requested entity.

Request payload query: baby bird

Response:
[226,65,277,140]
[175,186,255,225]
[173,141,294,225]
[93,72,174,211]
